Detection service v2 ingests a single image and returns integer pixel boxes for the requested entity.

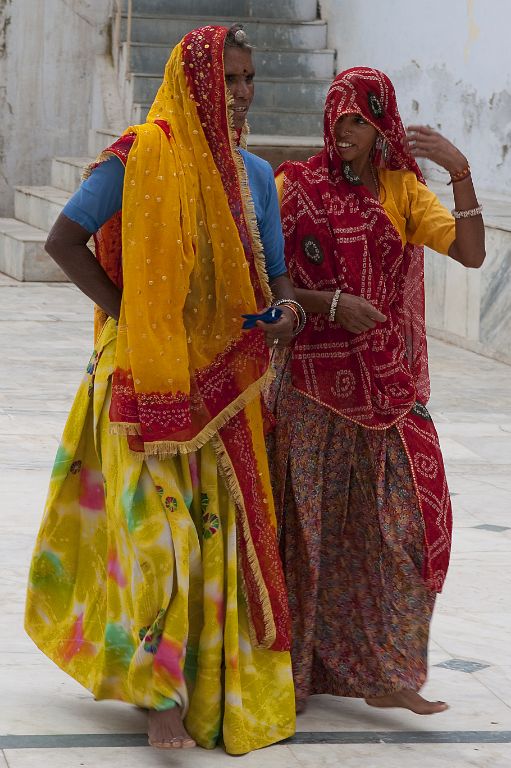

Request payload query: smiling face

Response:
[333,113,378,166]
[223,46,255,130]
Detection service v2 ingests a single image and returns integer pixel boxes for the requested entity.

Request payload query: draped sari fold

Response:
[25,25,294,753]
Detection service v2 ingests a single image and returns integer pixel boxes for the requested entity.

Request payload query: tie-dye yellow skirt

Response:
[25,319,295,754]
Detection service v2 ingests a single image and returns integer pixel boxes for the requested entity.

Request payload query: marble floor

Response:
[1,274,510,767]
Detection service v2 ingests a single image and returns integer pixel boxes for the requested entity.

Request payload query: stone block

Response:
[125,0,318,21]
[51,158,92,195]
[126,41,335,79]
[0,219,66,282]
[14,187,71,232]
[121,16,327,49]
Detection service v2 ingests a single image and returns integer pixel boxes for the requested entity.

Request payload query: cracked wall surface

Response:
[321,0,511,197]
[0,0,111,217]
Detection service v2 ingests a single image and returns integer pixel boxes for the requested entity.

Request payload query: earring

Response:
[374,136,389,166]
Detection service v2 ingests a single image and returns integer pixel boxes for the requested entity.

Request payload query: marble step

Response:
[125,41,335,79]
[120,14,327,49]
[132,101,323,135]
[249,106,323,136]
[88,128,121,157]
[51,157,92,194]
[0,218,66,282]
[14,186,70,232]
[89,127,322,167]
[247,133,323,167]
[130,72,331,110]
[121,0,318,21]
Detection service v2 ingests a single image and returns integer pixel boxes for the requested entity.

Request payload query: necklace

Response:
[342,161,380,199]
[341,161,362,186]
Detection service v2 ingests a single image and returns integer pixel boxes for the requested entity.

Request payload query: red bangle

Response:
[280,302,300,331]
[447,165,471,185]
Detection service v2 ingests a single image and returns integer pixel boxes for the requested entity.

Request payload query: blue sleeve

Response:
[62,156,125,233]
[241,150,287,280]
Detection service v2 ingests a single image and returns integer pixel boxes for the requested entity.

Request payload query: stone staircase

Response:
[0,157,89,281]
[118,5,332,135]
[0,0,334,281]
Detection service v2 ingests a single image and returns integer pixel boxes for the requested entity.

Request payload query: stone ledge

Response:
[0,219,66,282]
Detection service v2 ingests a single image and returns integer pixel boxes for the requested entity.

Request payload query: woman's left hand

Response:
[256,310,295,349]
[406,125,468,175]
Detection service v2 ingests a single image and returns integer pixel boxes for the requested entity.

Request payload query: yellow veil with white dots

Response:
[109,26,272,458]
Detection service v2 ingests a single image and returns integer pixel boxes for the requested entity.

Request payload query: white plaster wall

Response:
[0,0,112,217]
[320,0,511,196]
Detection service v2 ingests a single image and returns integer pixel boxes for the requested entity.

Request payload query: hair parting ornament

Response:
[225,23,252,49]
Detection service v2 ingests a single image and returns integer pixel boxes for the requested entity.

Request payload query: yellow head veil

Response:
[108,25,272,456]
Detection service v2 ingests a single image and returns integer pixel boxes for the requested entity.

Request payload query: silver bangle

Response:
[329,289,341,322]
[451,205,483,219]
[273,298,307,336]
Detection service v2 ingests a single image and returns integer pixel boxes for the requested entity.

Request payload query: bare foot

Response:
[365,689,448,715]
[147,708,196,749]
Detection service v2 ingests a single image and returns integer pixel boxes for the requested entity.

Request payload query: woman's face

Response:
[333,113,378,163]
[223,46,255,129]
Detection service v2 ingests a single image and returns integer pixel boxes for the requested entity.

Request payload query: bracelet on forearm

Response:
[447,165,471,185]
[451,205,483,219]
[280,301,300,329]
[273,298,307,335]
[329,288,342,322]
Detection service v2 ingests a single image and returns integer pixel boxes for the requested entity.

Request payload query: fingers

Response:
[407,124,434,135]
[368,307,387,322]
[335,295,387,334]
[346,319,378,333]
[256,317,294,348]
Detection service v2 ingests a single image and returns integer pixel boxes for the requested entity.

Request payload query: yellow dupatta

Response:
[88,26,291,651]
[109,26,272,457]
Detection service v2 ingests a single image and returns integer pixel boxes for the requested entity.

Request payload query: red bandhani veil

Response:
[277,68,451,590]
[278,67,429,427]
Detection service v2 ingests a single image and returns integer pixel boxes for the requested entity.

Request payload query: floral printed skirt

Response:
[268,364,436,708]
[25,320,295,754]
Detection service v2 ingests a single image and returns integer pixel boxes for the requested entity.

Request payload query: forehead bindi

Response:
[224,48,254,76]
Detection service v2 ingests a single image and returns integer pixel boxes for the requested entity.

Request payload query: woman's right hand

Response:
[335,293,387,333]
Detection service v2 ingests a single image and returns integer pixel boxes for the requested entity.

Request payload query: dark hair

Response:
[224,23,252,50]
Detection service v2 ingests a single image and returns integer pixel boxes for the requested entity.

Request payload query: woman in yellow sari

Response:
[24,24,301,754]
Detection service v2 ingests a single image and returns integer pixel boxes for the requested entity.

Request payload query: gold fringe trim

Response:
[227,95,272,307]
[109,422,141,436]
[82,151,119,181]
[211,431,277,650]
[114,373,268,458]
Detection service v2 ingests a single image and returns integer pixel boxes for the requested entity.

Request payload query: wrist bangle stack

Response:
[329,289,341,322]
[447,165,471,185]
[451,205,483,219]
[281,302,300,328]
[273,298,307,335]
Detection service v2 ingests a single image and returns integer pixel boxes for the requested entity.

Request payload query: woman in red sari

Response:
[270,67,485,715]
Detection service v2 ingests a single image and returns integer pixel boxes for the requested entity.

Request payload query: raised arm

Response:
[407,125,485,269]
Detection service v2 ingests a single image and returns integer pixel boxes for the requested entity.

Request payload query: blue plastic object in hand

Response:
[241,306,282,329]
